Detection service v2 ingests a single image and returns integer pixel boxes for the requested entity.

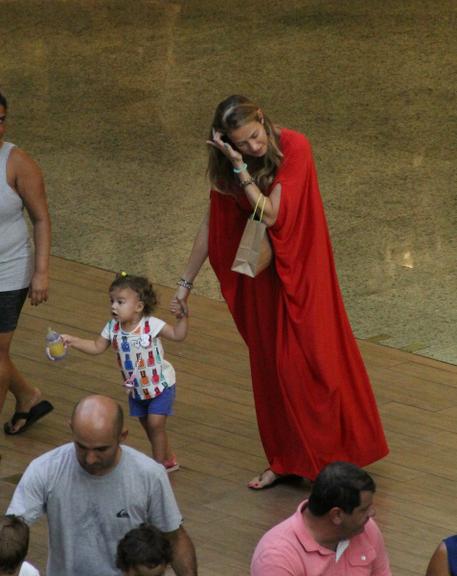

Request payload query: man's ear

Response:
[328,507,344,526]
[120,428,129,443]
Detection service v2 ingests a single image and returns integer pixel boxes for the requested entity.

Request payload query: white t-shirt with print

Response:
[101,316,176,400]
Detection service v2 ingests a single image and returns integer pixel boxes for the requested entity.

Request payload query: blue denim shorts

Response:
[0,288,28,333]
[128,385,176,417]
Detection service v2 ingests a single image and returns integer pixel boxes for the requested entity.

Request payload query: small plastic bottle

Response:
[46,328,67,361]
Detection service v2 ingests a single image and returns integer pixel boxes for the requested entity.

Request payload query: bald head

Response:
[71,395,124,438]
[70,396,127,475]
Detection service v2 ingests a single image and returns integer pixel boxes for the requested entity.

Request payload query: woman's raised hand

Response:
[207,129,243,165]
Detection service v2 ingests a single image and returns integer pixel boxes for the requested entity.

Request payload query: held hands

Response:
[170,288,189,318]
[207,129,243,167]
[173,297,188,320]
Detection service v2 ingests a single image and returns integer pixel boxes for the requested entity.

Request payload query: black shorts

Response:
[0,288,29,333]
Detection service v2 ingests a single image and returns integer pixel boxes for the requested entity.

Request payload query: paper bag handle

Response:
[251,194,267,222]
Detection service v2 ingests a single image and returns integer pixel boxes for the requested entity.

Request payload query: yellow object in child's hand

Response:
[46,328,67,361]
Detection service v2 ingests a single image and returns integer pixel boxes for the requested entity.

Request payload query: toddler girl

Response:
[62,273,187,471]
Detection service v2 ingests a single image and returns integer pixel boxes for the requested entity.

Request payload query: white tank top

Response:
[0,142,33,291]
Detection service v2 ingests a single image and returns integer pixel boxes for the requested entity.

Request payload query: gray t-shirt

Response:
[7,443,182,576]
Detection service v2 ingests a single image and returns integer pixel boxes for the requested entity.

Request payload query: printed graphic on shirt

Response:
[101,317,175,400]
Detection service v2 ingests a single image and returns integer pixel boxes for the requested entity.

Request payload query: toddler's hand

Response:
[122,382,134,394]
[60,334,74,347]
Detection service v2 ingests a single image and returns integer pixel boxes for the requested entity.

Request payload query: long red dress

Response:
[207,128,388,480]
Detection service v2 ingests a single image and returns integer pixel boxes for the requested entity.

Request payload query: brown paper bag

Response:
[231,195,273,278]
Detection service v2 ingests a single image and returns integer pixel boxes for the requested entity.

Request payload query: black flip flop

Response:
[4,400,54,435]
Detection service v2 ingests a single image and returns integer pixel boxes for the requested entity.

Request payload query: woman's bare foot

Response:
[248,468,281,490]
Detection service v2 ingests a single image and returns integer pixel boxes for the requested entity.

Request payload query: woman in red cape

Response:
[173,95,388,489]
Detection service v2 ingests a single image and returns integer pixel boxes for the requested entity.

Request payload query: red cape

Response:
[208,129,388,479]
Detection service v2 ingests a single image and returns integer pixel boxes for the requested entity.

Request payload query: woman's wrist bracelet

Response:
[233,162,247,174]
[177,278,193,290]
[240,177,256,188]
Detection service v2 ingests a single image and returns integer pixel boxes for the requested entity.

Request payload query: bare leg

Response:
[139,414,174,464]
[0,331,42,433]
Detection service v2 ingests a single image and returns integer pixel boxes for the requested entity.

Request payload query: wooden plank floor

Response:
[1,256,457,575]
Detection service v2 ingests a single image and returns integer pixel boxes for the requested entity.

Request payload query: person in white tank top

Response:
[0,92,53,438]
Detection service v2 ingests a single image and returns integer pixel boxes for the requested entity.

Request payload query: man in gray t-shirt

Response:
[7,395,197,576]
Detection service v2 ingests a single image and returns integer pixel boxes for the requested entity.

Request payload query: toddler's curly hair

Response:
[109,273,158,315]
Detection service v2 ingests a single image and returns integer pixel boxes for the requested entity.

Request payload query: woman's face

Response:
[228,118,268,158]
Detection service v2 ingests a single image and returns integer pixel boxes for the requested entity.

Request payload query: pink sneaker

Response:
[163,456,180,473]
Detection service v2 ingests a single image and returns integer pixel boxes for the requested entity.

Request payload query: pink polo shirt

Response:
[251,500,391,576]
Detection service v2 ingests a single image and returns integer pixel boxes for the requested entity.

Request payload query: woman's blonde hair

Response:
[207,95,283,193]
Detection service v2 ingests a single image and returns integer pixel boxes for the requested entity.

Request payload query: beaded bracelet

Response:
[177,278,193,290]
[233,162,247,174]
[240,177,256,188]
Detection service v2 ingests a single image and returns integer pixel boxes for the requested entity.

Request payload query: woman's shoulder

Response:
[8,145,38,166]
[1,141,15,152]
[279,127,311,153]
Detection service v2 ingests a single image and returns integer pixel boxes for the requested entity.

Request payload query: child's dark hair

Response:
[109,273,158,315]
[0,515,29,573]
[116,523,172,572]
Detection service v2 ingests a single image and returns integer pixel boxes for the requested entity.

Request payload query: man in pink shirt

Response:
[251,462,391,576]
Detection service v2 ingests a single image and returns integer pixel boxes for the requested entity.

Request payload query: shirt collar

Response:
[294,500,345,557]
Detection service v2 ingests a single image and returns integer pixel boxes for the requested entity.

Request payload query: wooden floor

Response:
[1,256,457,575]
